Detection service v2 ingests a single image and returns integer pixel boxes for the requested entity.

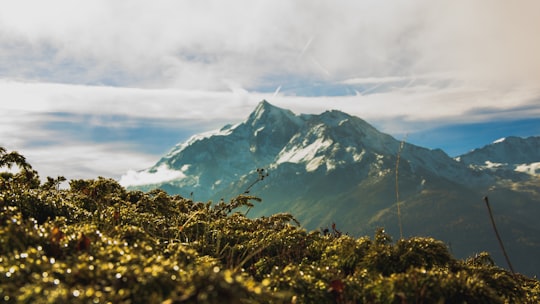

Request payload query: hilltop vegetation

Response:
[1,147,539,303]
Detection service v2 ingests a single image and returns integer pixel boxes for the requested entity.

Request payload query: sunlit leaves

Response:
[1,146,539,303]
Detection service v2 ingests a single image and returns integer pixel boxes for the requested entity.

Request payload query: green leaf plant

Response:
[1,146,539,303]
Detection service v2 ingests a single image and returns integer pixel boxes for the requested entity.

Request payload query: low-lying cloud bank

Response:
[119,164,186,187]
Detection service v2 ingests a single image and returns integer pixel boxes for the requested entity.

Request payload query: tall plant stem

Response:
[395,138,406,240]
[483,196,516,275]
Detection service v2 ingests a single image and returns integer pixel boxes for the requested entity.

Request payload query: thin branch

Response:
[243,168,268,194]
[395,138,406,239]
[483,196,516,275]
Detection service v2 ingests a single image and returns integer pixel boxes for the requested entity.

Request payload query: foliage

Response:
[1,147,539,303]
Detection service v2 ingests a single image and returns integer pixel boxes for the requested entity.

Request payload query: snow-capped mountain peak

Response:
[493,137,506,144]
[163,123,241,160]
[457,136,540,176]
[246,100,302,128]
[122,101,535,196]
[124,100,495,193]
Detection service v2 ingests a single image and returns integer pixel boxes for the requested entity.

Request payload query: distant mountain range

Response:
[127,100,540,277]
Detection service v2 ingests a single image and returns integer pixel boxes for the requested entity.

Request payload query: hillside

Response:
[126,100,540,277]
[1,147,540,303]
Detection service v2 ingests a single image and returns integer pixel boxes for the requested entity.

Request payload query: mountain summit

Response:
[125,100,540,276]
[246,100,301,128]
[457,136,540,176]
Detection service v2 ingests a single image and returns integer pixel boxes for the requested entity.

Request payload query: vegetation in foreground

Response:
[1,147,539,303]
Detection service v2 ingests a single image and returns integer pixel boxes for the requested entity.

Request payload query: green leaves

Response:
[0,147,31,171]
[1,146,539,303]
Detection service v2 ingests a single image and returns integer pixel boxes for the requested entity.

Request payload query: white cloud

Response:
[2,78,539,132]
[2,80,539,130]
[1,1,538,91]
[119,164,186,187]
[17,142,157,181]
[0,80,258,120]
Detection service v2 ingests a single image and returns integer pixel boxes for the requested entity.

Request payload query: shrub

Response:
[1,147,539,303]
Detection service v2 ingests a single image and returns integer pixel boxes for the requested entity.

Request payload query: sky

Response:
[1,0,540,184]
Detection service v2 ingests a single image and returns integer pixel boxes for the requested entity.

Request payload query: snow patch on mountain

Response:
[346,146,366,162]
[464,160,540,177]
[484,161,505,169]
[306,156,326,172]
[164,123,240,159]
[276,137,333,172]
[457,136,540,177]
[339,119,349,126]
[254,127,264,136]
[120,164,186,186]
[515,162,540,176]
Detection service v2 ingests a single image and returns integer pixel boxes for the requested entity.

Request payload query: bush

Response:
[1,147,539,303]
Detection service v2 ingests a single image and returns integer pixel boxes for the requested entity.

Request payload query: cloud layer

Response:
[2,1,539,90]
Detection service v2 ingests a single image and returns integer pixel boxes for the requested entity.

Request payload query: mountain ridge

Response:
[135,100,496,195]
[457,136,540,177]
